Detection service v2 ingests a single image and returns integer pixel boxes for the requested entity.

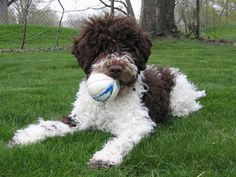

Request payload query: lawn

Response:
[0,24,79,49]
[1,24,235,51]
[0,40,235,177]
[201,24,236,41]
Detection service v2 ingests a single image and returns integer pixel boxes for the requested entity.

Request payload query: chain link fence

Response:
[0,0,235,52]
[0,0,107,52]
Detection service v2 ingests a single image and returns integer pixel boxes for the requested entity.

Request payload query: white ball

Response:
[87,73,120,102]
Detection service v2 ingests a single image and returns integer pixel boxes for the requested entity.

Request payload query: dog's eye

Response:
[129,60,135,64]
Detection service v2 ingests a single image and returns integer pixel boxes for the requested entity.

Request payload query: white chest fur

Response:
[70,76,155,135]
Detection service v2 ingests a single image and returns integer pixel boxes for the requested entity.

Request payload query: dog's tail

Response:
[169,68,206,117]
[8,117,77,147]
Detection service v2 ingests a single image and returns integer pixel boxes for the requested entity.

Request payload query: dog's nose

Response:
[109,65,123,76]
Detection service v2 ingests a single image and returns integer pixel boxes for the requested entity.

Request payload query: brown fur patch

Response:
[61,116,76,127]
[142,66,174,123]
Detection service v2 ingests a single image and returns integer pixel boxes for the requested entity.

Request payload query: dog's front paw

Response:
[89,159,113,169]
[89,150,122,169]
[7,140,17,148]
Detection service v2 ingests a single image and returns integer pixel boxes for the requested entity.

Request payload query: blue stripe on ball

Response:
[92,84,114,102]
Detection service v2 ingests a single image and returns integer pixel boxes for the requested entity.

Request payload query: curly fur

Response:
[9,14,206,168]
[142,66,175,123]
[71,14,152,74]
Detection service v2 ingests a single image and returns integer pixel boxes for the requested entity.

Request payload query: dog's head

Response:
[72,14,152,90]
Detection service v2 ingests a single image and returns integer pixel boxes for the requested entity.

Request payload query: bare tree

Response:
[217,0,230,25]
[175,0,190,34]
[175,0,208,38]
[99,0,128,15]
[13,0,37,24]
[195,0,200,39]
[0,0,17,24]
[28,8,58,26]
[110,0,115,14]
[225,1,236,24]
[205,0,208,28]
[56,0,64,48]
[21,0,32,49]
[141,0,179,38]
[125,0,135,18]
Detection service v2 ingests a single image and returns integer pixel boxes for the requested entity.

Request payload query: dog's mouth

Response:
[90,53,138,90]
[118,75,137,87]
[108,69,137,86]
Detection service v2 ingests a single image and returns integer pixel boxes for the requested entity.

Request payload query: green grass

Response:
[0,40,236,176]
[201,24,236,41]
[1,24,235,51]
[0,24,79,49]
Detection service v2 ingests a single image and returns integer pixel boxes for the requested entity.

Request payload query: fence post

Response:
[21,0,32,49]
[56,0,64,48]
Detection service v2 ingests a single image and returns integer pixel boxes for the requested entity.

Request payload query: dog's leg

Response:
[89,123,154,168]
[8,81,94,147]
[8,116,81,147]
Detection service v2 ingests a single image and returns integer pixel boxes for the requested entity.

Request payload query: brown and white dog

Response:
[9,15,206,168]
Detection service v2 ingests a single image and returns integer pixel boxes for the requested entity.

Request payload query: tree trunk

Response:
[56,0,65,48]
[140,0,156,36]
[225,2,228,24]
[141,0,179,38]
[195,0,200,39]
[110,0,114,14]
[0,0,8,24]
[21,0,32,49]
[205,0,208,29]
[125,0,135,18]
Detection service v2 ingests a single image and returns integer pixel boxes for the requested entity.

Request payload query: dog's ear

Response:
[133,32,152,71]
[71,16,110,74]
[71,33,96,75]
